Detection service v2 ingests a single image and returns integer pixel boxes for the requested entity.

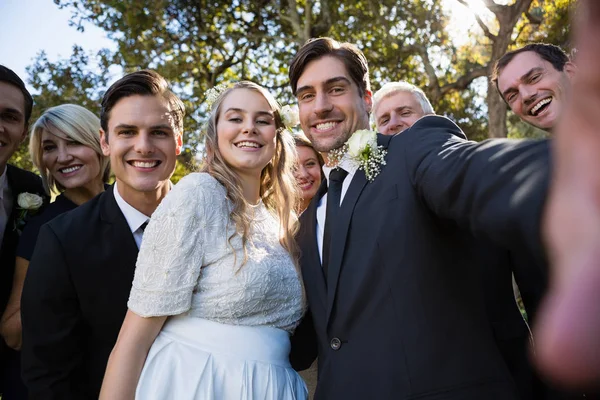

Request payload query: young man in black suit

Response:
[0,65,46,400]
[289,38,550,400]
[21,69,185,399]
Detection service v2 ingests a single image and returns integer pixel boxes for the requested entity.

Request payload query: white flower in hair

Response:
[280,105,300,128]
[204,83,231,111]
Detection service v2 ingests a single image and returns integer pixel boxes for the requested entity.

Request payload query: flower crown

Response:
[204,82,232,112]
[203,83,300,130]
[280,105,299,129]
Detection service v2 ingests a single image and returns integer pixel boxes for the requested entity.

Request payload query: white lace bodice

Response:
[128,173,304,333]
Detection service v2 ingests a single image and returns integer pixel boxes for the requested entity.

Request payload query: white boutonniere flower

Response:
[280,105,300,129]
[327,129,387,181]
[18,193,44,210]
[14,192,44,234]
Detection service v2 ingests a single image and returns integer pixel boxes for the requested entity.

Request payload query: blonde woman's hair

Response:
[202,81,300,269]
[30,104,110,195]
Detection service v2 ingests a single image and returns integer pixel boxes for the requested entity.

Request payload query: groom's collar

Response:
[323,157,358,184]
[377,132,393,149]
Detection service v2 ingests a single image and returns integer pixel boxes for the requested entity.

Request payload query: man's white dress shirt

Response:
[316,159,358,263]
[113,182,150,249]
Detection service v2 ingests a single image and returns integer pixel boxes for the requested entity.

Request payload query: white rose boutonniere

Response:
[18,193,44,210]
[327,129,387,181]
[280,105,300,129]
[14,192,44,234]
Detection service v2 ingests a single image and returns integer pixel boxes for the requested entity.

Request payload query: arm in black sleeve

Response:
[402,115,550,264]
[289,309,318,371]
[21,223,84,399]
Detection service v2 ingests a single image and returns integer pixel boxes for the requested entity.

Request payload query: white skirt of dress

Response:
[135,315,308,400]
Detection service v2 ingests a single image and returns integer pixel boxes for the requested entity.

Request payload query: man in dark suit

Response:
[21,69,185,399]
[289,38,550,399]
[372,80,549,399]
[0,65,46,400]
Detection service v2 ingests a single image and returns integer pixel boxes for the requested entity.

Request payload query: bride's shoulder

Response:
[171,172,226,202]
[174,172,221,191]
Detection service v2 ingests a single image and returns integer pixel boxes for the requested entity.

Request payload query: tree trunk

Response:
[487,79,508,138]
[484,0,535,138]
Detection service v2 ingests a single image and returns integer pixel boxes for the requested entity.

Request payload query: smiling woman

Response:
[0,103,109,362]
[293,132,324,213]
[99,81,307,399]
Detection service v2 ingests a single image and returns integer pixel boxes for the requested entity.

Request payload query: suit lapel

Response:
[299,180,328,308]
[2,166,37,256]
[325,133,393,323]
[100,185,139,262]
[326,168,368,322]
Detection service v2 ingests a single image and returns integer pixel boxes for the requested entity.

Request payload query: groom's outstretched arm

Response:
[289,309,318,371]
[400,115,550,262]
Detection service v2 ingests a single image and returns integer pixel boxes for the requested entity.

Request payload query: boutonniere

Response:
[327,129,387,181]
[13,192,44,234]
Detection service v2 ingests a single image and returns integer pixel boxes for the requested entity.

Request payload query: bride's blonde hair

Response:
[202,81,300,268]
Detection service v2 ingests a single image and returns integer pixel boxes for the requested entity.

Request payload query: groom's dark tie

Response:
[323,167,348,279]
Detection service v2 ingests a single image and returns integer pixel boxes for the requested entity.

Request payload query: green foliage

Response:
[507,113,550,140]
[515,0,574,50]
[11,0,569,172]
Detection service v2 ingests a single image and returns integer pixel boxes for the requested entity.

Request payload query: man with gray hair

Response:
[372,81,434,135]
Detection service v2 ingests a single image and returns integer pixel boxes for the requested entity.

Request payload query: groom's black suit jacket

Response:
[291,116,549,400]
[21,185,139,400]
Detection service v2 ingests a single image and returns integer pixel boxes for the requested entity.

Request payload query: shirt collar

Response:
[323,156,358,183]
[0,167,7,200]
[113,181,150,234]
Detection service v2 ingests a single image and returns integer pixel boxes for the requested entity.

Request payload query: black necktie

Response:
[322,168,348,278]
[140,221,149,233]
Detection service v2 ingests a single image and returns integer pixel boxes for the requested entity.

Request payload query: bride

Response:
[100,81,307,399]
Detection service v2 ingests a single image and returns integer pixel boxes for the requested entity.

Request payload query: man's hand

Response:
[537,0,600,387]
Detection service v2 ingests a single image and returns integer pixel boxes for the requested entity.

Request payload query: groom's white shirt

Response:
[316,158,358,263]
[113,182,150,249]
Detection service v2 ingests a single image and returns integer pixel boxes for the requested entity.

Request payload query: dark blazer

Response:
[0,165,46,321]
[291,116,550,400]
[21,185,139,400]
[0,165,46,398]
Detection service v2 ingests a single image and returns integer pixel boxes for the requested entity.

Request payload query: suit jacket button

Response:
[330,337,342,350]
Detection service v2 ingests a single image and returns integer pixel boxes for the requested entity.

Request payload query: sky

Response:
[0,0,486,94]
[0,0,116,93]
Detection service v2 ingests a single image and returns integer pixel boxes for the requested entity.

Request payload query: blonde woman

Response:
[100,81,307,399]
[0,104,109,353]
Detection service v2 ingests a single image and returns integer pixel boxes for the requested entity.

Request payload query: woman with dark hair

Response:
[293,132,324,213]
[100,81,307,399]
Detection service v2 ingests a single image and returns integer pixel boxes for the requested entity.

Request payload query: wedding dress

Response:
[128,173,307,400]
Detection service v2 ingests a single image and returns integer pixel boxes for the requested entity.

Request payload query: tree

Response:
[14,0,571,173]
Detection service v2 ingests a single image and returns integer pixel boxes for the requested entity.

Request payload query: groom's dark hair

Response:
[289,37,371,97]
[100,69,185,135]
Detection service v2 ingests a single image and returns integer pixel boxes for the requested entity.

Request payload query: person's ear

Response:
[100,129,110,156]
[565,61,577,80]
[19,124,29,144]
[175,132,183,156]
[363,89,373,113]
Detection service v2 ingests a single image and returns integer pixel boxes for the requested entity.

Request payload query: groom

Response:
[289,37,550,399]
